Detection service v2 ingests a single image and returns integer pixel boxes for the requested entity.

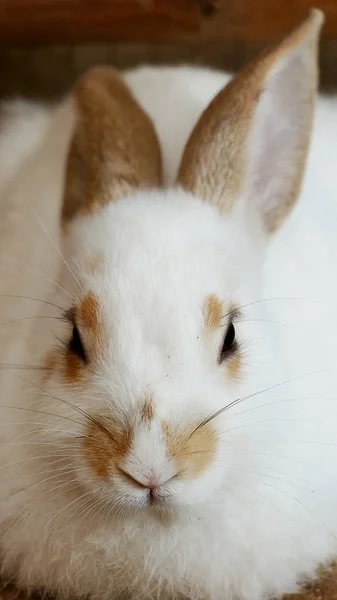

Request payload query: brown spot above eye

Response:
[83,418,133,480]
[203,294,223,332]
[78,293,100,330]
[163,420,218,477]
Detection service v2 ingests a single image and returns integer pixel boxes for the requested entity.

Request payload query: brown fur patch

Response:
[177,9,323,231]
[64,350,84,385]
[77,293,99,330]
[62,66,162,222]
[283,562,337,600]
[83,417,133,480]
[163,420,218,477]
[227,352,241,380]
[43,350,56,372]
[141,396,154,422]
[203,294,223,332]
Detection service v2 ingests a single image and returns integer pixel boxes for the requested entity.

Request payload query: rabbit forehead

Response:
[67,192,258,345]
[68,189,258,294]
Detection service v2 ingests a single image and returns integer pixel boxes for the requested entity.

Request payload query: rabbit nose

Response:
[118,468,160,490]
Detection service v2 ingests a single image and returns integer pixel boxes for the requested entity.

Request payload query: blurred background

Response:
[0,0,336,99]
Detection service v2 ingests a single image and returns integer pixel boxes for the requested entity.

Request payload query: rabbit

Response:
[0,7,337,600]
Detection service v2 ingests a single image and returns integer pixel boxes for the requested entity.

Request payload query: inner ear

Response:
[62,66,162,223]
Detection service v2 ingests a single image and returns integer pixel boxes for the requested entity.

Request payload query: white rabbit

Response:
[0,8,337,600]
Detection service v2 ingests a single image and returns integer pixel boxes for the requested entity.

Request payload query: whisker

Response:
[10,464,78,484]
[85,496,110,530]
[46,489,93,532]
[0,421,81,436]
[6,372,114,442]
[0,478,81,545]
[28,201,83,292]
[191,372,320,435]
[1,256,73,300]
[0,294,64,311]
[0,453,71,472]
[62,495,98,530]
[253,477,337,543]
[0,364,50,371]
[232,396,337,420]
[226,463,311,487]
[0,315,61,328]
[234,317,288,329]
[0,404,84,427]
[220,417,334,437]
[0,441,79,448]
[238,297,320,312]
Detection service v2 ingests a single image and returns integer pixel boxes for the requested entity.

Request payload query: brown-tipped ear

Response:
[62,66,162,222]
[177,9,324,232]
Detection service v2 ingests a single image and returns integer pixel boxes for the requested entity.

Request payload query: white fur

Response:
[0,65,336,600]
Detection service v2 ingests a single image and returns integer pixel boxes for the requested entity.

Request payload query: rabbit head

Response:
[42,10,323,514]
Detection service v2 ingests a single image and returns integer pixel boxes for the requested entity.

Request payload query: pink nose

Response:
[119,468,158,490]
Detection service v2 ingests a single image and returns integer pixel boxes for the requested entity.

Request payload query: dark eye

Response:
[69,325,86,362]
[219,321,237,363]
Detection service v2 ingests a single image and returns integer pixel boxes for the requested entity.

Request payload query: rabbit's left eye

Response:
[218,321,237,363]
[69,325,87,363]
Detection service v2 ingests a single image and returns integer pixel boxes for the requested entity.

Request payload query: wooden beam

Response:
[0,0,336,45]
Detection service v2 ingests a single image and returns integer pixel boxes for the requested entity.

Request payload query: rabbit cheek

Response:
[227,352,242,380]
[63,350,85,385]
[164,422,218,478]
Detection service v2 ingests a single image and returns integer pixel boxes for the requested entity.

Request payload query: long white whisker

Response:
[0,315,61,328]
[0,453,71,472]
[220,417,334,437]
[46,489,93,532]
[0,404,85,427]
[0,479,80,545]
[0,256,72,300]
[232,396,337,420]
[28,201,83,292]
[0,294,64,311]
[193,371,320,434]
[6,372,108,436]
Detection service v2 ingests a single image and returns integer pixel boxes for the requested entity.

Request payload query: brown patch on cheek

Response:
[227,351,241,380]
[163,421,218,478]
[43,341,86,386]
[203,294,223,333]
[64,351,84,385]
[44,350,57,372]
[83,419,133,480]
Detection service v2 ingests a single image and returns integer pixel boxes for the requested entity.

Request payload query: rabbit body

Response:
[1,15,337,600]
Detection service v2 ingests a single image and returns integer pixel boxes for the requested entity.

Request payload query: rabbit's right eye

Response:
[69,325,86,363]
[218,321,237,364]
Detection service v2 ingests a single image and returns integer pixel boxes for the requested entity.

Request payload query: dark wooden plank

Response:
[0,0,336,45]
[1,38,337,101]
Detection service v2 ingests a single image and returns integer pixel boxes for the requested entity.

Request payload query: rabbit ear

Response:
[62,66,162,222]
[177,9,323,232]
